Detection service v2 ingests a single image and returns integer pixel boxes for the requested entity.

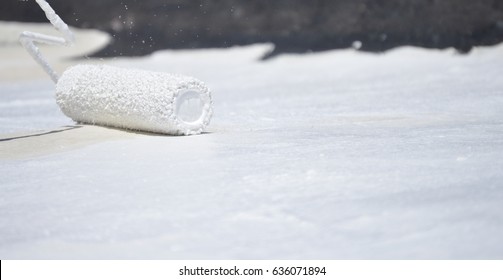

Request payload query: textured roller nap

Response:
[55,64,213,135]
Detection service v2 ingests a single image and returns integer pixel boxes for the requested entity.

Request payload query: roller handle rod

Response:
[19,0,75,83]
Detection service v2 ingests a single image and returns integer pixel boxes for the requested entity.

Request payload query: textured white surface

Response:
[1,42,503,259]
[56,64,213,135]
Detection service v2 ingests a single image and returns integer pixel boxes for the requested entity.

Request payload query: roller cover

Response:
[55,64,213,135]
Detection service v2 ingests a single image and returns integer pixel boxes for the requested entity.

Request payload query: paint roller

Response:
[20,0,213,136]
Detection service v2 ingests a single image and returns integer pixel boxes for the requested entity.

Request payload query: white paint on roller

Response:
[56,64,213,135]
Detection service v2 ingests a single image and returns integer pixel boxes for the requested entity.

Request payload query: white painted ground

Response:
[1,22,503,259]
